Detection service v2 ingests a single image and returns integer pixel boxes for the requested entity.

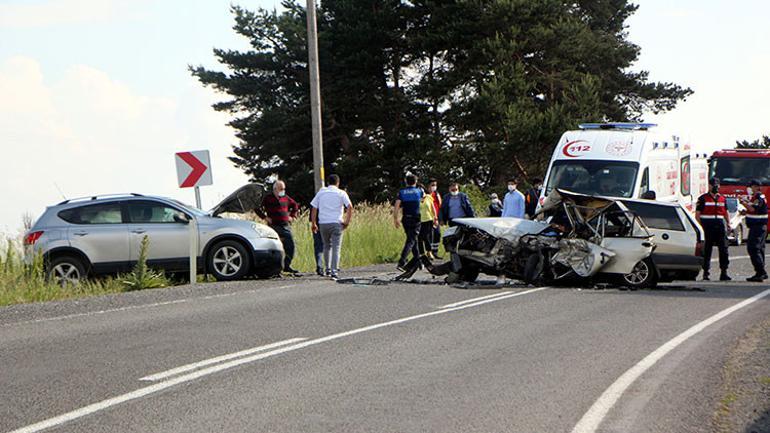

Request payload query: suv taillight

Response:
[24,231,44,245]
[695,240,704,257]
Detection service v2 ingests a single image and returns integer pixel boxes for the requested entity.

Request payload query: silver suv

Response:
[24,184,284,285]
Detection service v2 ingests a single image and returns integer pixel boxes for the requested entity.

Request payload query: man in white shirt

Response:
[310,174,354,279]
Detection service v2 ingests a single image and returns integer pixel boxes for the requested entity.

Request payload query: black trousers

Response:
[702,223,729,273]
[431,226,441,253]
[418,221,434,255]
[747,224,767,276]
[399,217,421,265]
[270,224,295,270]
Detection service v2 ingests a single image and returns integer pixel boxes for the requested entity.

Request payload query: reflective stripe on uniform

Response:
[700,215,725,219]
[703,202,725,206]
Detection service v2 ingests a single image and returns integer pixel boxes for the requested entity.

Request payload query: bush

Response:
[120,235,169,291]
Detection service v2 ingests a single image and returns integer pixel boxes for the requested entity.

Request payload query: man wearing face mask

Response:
[258,180,300,275]
[440,183,475,226]
[740,180,768,281]
[488,193,503,217]
[695,178,731,281]
[524,178,543,219]
[502,178,526,218]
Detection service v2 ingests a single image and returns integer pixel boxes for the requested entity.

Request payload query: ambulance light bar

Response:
[578,122,658,130]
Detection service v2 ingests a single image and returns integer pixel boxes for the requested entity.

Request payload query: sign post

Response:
[175,150,213,283]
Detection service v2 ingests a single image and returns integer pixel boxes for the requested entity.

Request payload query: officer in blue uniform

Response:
[394,174,424,271]
[741,179,768,282]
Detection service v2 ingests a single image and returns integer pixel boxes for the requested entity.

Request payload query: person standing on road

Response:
[429,179,443,258]
[418,184,438,259]
[524,178,542,219]
[440,183,475,227]
[310,212,324,276]
[258,180,300,275]
[502,178,526,218]
[488,193,503,217]
[310,175,353,280]
[741,179,768,281]
[394,174,423,271]
[695,178,731,281]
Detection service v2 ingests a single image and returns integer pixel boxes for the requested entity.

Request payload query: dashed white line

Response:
[571,288,770,433]
[139,338,307,382]
[7,286,549,433]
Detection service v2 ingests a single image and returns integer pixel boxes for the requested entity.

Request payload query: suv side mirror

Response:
[174,214,191,224]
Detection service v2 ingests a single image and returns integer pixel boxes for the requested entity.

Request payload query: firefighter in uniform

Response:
[695,178,731,281]
[741,179,768,282]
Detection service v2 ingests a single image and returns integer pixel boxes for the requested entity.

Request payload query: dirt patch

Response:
[712,316,770,433]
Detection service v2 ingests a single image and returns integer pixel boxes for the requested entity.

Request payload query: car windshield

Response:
[546,160,639,198]
[710,157,770,186]
[725,197,739,213]
[169,200,209,217]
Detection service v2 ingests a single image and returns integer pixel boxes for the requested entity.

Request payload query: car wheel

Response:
[622,258,657,289]
[47,256,86,287]
[208,241,251,281]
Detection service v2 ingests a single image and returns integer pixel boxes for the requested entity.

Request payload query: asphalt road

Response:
[1,246,769,433]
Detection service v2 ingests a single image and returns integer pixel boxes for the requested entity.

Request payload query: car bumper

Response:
[250,238,284,276]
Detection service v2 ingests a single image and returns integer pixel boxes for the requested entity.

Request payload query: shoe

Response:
[324,269,331,277]
[316,268,324,277]
[396,262,407,272]
[719,273,731,281]
[761,274,768,280]
[284,267,300,275]
[330,272,339,280]
[747,275,764,282]
[702,272,710,281]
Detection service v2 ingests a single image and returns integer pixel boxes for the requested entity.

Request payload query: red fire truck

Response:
[709,148,770,231]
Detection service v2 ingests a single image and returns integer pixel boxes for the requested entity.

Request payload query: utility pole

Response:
[306,0,325,192]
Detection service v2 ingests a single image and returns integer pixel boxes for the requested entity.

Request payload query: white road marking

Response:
[571,288,770,433]
[0,285,298,328]
[139,338,307,382]
[8,286,549,433]
[710,253,770,262]
[439,291,512,309]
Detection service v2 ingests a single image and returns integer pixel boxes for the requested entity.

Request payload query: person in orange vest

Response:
[695,178,731,281]
[428,179,443,258]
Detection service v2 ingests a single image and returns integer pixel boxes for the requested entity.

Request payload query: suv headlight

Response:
[253,223,279,239]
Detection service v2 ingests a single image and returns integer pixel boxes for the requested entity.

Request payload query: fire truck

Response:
[709,148,770,232]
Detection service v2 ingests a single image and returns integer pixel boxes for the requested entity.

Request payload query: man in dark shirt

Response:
[524,178,542,219]
[258,180,300,275]
[741,179,768,281]
[394,174,423,271]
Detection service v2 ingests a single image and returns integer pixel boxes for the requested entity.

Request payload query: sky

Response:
[1,0,769,234]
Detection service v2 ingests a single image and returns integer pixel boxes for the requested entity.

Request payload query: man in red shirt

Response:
[695,178,731,281]
[429,179,443,258]
[257,180,300,275]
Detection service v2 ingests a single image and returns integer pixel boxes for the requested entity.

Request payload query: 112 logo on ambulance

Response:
[562,140,591,158]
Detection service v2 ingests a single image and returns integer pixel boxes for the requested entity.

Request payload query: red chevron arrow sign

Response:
[175,150,213,188]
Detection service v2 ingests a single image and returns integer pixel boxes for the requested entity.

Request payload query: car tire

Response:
[208,240,251,281]
[621,258,657,289]
[47,255,86,287]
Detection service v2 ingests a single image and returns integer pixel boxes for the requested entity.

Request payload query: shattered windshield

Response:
[546,160,639,198]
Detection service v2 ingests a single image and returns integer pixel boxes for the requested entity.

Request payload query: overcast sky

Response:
[1,0,769,233]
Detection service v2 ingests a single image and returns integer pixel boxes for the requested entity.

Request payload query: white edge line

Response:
[571,288,770,433]
[139,338,307,382]
[1,285,298,328]
[439,291,513,309]
[8,286,549,433]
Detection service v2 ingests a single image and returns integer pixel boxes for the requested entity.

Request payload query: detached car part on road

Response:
[426,190,704,288]
[24,184,284,286]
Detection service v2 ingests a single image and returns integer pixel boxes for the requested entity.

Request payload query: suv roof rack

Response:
[578,122,657,131]
[57,193,144,205]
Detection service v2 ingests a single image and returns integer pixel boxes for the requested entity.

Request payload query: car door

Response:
[621,201,694,256]
[58,201,130,273]
[595,207,654,274]
[125,200,192,270]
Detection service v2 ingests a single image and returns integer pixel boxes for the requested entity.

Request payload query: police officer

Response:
[741,180,768,281]
[695,178,731,281]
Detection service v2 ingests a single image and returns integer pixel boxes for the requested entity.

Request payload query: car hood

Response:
[452,217,549,243]
[210,183,266,217]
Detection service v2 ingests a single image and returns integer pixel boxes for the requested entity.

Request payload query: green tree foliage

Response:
[736,135,770,149]
[191,0,692,203]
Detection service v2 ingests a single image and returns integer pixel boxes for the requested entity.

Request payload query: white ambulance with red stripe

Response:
[540,123,709,212]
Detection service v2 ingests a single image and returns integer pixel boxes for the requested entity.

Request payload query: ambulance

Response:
[540,123,709,211]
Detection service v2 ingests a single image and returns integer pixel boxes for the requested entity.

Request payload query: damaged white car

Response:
[424,190,661,288]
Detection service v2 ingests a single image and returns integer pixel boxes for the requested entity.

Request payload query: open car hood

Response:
[452,217,549,243]
[210,183,266,217]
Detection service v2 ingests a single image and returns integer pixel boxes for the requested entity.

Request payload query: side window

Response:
[680,156,691,196]
[639,167,649,197]
[126,201,188,224]
[622,201,685,231]
[59,203,123,224]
